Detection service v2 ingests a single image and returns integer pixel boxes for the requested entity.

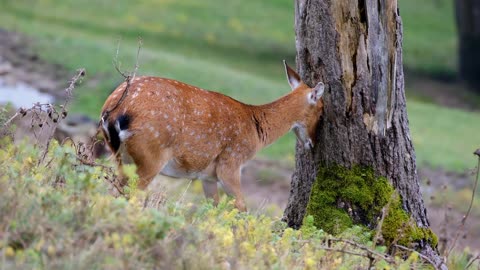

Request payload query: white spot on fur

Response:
[119,130,132,141]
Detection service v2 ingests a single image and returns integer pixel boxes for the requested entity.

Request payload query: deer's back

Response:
[102,76,258,172]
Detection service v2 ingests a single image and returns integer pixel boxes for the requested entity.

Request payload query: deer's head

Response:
[284,61,325,150]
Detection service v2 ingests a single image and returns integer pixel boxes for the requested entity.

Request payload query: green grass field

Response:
[0,0,478,171]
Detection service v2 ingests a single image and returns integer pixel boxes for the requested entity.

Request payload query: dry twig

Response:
[372,194,393,249]
[446,151,480,257]
[328,238,393,263]
[464,253,480,269]
[102,37,143,122]
[38,69,86,164]
[394,244,439,270]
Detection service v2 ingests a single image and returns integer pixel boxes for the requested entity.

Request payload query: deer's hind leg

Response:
[124,136,171,190]
[202,179,219,206]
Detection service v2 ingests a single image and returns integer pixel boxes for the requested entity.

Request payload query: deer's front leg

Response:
[216,165,246,211]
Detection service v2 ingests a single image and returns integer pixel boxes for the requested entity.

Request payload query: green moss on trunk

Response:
[305,164,437,248]
[382,194,438,247]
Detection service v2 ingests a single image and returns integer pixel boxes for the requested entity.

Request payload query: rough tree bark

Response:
[455,0,480,90]
[282,0,445,267]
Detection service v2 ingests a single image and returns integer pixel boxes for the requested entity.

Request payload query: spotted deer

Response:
[100,61,325,211]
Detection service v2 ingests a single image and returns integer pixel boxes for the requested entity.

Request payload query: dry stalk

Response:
[0,69,85,161]
[372,193,393,249]
[446,151,480,258]
[393,244,439,270]
[94,37,144,196]
[297,237,396,267]
[318,246,370,259]
[464,253,480,269]
[37,68,86,164]
[102,37,143,124]
[328,238,393,263]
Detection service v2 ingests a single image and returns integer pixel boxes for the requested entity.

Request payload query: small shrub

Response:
[0,139,472,269]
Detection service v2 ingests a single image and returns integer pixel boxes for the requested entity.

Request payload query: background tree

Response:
[282,0,445,266]
[455,0,480,90]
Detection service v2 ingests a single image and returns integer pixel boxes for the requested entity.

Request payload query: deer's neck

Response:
[250,92,304,148]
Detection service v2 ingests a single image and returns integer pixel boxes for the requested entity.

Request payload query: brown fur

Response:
[100,64,324,211]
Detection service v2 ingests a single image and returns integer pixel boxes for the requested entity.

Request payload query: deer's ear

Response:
[308,82,324,104]
[283,60,301,90]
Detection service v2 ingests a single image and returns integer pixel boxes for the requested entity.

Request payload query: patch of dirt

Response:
[406,72,480,112]
[419,166,476,191]
[240,159,293,213]
[419,166,480,253]
[0,28,68,99]
[427,207,480,256]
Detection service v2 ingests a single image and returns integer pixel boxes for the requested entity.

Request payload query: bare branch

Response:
[465,253,480,269]
[102,38,143,120]
[113,38,129,79]
[373,194,392,249]
[317,246,371,259]
[328,238,393,263]
[446,154,480,257]
[38,68,86,164]
[112,37,143,81]
[1,111,21,130]
[296,237,396,267]
[394,244,440,270]
[131,37,143,81]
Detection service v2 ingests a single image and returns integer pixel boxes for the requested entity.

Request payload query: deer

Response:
[100,61,325,211]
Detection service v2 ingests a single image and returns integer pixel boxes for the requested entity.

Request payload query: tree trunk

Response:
[455,0,480,90]
[283,0,445,267]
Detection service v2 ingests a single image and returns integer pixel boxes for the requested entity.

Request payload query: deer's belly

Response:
[160,159,216,181]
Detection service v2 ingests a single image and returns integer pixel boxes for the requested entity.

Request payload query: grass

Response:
[0,0,478,172]
[408,102,480,171]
